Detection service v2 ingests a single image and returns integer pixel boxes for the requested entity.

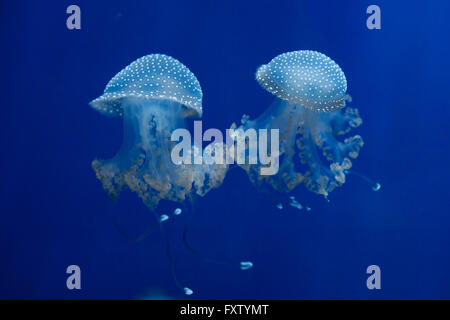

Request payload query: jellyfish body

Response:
[238,50,364,198]
[91,54,227,210]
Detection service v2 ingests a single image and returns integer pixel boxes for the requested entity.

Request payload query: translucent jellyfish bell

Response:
[90,54,202,118]
[238,50,365,198]
[256,50,348,113]
[90,54,227,211]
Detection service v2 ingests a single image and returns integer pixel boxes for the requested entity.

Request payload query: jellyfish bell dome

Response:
[91,54,227,211]
[256,50,348,113]
[90,54,203,118]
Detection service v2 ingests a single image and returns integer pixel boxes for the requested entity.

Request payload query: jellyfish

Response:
[234,50,379,201]
[90,54,248,295]
[90,54,228,211]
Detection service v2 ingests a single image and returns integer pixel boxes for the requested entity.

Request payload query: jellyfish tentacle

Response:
[344,169,381,191]
[182,224,228,266]
[182,225,253,271]
[182,205,253,270]
[112,217,158,243]
[152,210,193,296]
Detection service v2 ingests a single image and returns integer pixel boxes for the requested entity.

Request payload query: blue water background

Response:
[1,0,450,299]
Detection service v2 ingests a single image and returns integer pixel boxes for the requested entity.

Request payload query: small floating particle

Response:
[289,197,303,210]
[372,182,381,191]
[240,261,253,270]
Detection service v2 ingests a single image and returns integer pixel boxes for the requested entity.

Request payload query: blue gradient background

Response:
[1,0,449,299]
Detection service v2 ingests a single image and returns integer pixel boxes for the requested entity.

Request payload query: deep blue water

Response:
[1,0,450,299]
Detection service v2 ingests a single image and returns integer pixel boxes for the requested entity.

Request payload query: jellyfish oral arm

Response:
[93,98,229,210]
[237,97,365,197]
[92,98,195,209]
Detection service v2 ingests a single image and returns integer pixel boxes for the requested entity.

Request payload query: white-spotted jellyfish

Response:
[236,50,379,199]
[90,54,245,295]
[90,54,228,211]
